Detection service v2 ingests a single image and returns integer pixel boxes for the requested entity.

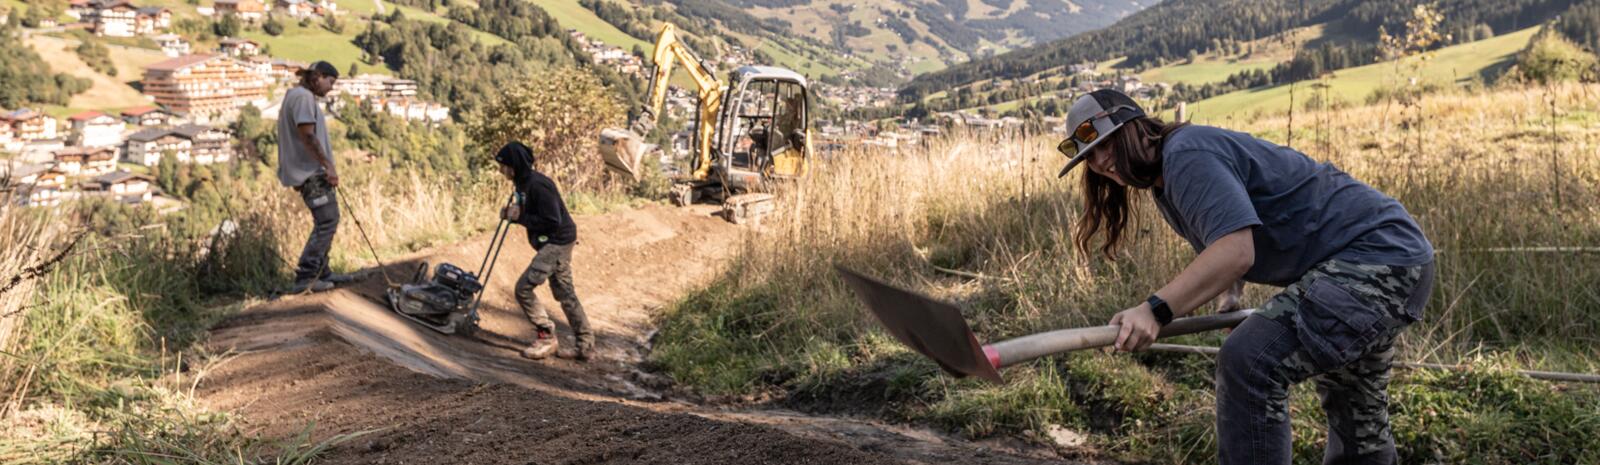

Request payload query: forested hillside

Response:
[901,0,1586,100]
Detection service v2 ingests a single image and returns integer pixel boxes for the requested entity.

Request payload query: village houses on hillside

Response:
[568,30,644,75]
[70,0,171,37]
[211,0,266,22]
[331,74,451,123]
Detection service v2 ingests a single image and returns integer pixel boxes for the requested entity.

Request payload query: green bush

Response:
[1510,27,1599,84]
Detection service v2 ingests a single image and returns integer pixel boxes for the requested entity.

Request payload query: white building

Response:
[0,121,15,153]
[124,126,192,166]
[52,146,118,177]
[85,171,157,204]
[153,33,190,57]
[2,109,58,142]
[173,124,234,164]
[67,111,127,149]
[85,0,138,37]
[217,38,262,57]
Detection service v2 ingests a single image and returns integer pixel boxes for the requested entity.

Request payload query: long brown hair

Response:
[1073,117,1187,258]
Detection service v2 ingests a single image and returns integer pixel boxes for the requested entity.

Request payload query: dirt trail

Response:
[197,205,1075,464]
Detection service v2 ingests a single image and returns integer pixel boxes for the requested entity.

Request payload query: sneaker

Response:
[521,331,558,360]
[289,279,335,294]
[321,272,356,284]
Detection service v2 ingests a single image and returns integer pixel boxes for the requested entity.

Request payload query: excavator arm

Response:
[600,23,722,181]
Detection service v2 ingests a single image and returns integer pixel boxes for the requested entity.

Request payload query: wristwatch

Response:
[1146,294,1173,326]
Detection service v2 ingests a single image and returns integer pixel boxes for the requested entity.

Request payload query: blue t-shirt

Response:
[1151,125,1433,286]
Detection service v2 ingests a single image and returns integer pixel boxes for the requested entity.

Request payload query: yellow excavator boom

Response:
[599,23,722,181]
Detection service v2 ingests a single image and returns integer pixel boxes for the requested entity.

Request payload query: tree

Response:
[263,16,284,36]
[214,14,242,37]
[157,150,181,196]
[464,67,624,191]
[323,14,343,34]
[20,5,43,28]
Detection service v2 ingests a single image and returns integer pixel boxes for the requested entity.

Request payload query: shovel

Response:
[835,265,1252,383]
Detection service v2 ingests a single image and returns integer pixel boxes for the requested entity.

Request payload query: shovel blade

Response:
[835,265,1003,383]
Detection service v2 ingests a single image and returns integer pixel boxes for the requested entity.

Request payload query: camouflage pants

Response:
[1217,259,1434,465]
[514,242,592,349]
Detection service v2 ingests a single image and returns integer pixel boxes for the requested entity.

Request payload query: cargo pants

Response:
[292,175,340,284]
[1217,259,1435,465]
[514,242,592,349]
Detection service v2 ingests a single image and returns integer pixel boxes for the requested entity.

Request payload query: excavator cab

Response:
[715,66,810,190]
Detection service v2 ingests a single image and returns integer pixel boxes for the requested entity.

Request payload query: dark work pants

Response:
[292,176,340,284]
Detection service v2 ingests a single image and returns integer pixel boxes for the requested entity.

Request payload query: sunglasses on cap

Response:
[1055,105,1137,159]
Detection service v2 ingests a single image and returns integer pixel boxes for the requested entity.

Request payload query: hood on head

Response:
[495,141,536,183]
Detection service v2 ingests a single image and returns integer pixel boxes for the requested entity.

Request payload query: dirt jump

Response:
[195,204,1076,464]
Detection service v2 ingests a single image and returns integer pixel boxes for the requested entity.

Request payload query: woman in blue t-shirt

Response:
[1057,89,1433,465]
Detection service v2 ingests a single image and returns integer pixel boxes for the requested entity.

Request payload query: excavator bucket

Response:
[598,127,656,181]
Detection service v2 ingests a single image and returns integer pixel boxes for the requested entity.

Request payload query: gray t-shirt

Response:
[276,86,333,187]
[1152,125,1433,286]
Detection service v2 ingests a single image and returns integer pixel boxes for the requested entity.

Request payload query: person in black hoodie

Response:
[494,142,591,361]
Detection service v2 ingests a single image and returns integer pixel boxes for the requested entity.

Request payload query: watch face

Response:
[1147,295,1173,325]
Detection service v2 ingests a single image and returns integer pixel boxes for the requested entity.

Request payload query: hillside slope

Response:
[1186,26,1537,121]
[731,0,1150,74]
[902,0,1580,99]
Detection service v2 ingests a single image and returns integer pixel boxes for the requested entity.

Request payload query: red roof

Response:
[120,106,165,117]
[68,110,110,122]
[145,54,220,72]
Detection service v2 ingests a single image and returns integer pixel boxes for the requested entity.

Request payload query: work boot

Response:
[521,330,558,360]
[556,341,594,362]
[288,279,335,294]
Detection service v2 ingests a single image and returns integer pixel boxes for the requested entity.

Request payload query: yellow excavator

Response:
[599,23,811,224]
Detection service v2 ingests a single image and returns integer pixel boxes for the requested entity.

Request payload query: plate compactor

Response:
[386,195,518,335]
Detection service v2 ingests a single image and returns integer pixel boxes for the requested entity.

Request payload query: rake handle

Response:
[985,309,1255,369]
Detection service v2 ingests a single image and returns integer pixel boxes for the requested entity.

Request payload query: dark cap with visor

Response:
[298,60,341,79]
[1057,89,1146,177]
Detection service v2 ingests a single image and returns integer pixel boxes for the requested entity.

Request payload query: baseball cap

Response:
[1057,89,1146,177]
[299,60,340,79]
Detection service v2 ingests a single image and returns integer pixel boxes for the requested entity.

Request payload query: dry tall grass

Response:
[0,196,75,418]
[654,82,1600,463]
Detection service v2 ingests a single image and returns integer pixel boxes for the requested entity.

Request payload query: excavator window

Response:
[728,79,806,175]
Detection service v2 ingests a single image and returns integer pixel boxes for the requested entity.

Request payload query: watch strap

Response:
[1147,294,1173,326]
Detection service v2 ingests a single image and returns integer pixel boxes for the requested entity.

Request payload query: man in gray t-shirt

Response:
[277,60,349,294]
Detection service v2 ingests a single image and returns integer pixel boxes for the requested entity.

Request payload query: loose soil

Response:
[196,204,1080,464]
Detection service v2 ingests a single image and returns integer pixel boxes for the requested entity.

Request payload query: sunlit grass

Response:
[654,82,1600,463]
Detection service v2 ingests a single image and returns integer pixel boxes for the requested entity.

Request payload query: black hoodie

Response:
[495,142,576,249]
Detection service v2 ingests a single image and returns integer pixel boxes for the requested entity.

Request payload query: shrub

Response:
[464,67,626,192]
[1509,27,1599,84]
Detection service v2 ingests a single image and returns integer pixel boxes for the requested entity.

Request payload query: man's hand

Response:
[1109,303,1161,352]
[324,171,339,187]
[502,204,521,221]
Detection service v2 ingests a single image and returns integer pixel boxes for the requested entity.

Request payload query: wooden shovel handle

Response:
[986,309,1254,368]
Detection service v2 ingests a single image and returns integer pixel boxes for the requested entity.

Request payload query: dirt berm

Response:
[196,205,1079,464]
